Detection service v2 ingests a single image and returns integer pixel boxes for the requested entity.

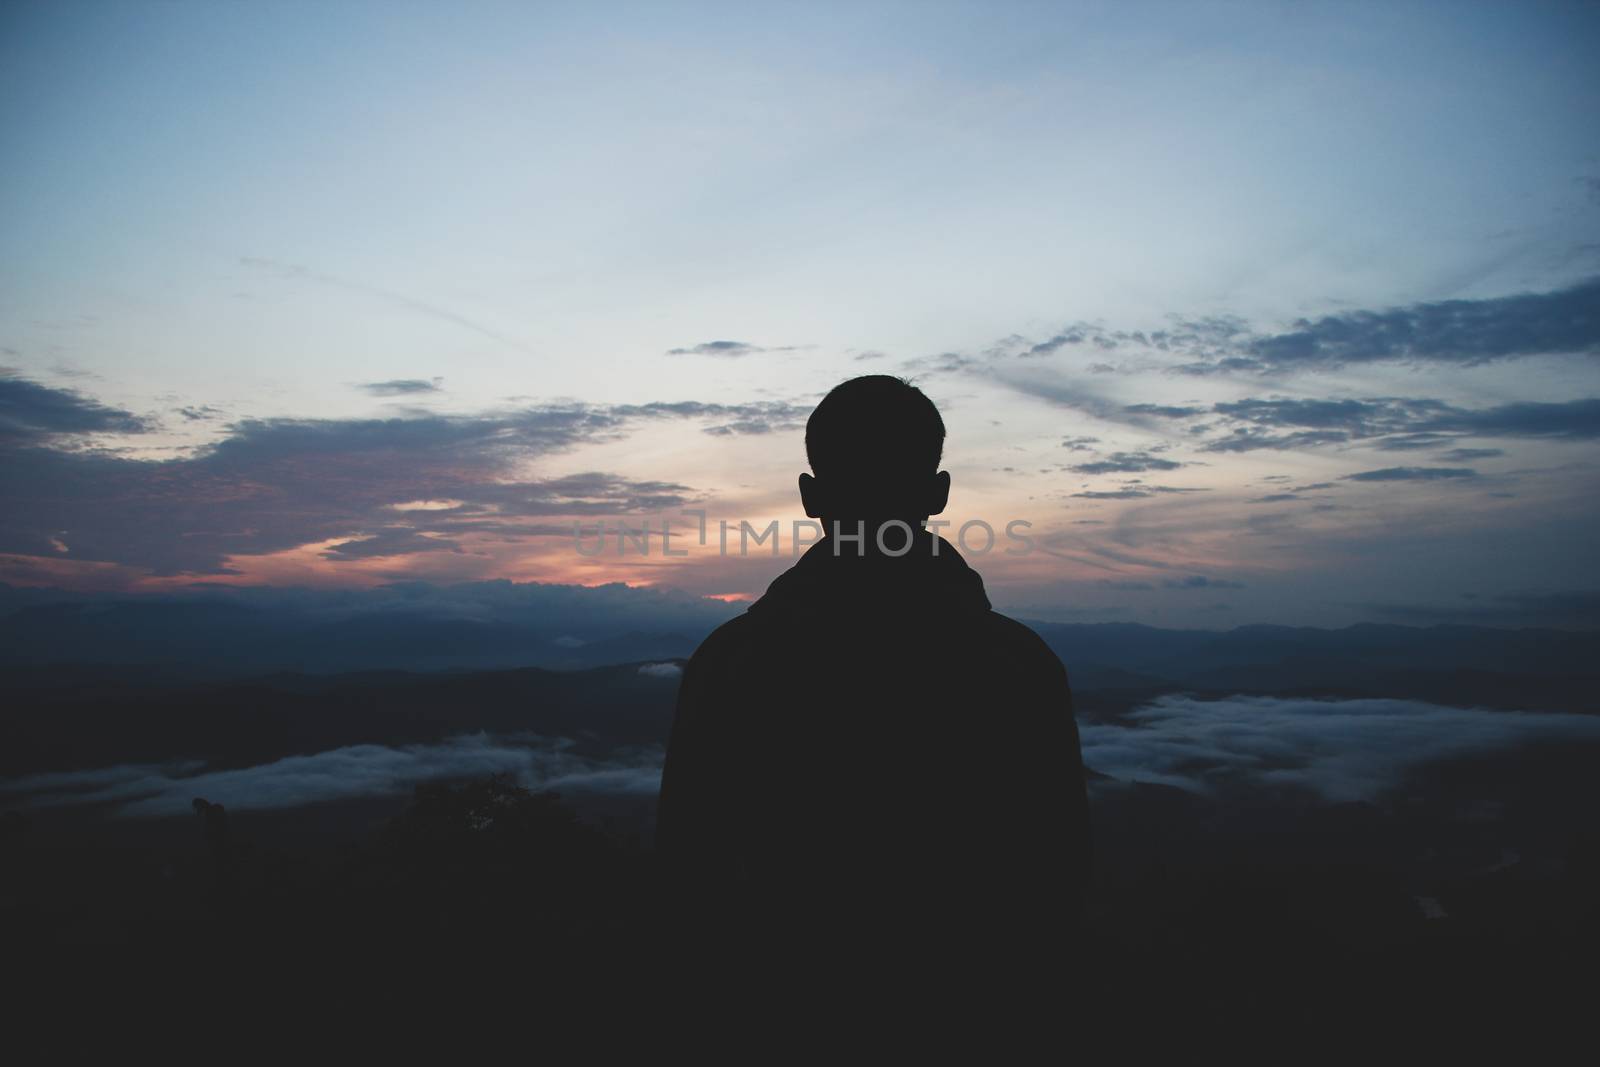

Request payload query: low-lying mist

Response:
[8,693,1600,818]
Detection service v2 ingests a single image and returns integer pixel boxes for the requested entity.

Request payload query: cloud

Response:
[665,341,809,358]
[358,378,443,396]
[1437,448,1504,462]
[1374,434,1455,451]
[700,419,787,436]
[989,279,1600,380]
[321,527,465,560]
[1069,485,1206,499]
[1124,404,1206,418]
[988,373,1177,431]
[899,351,976,376]
[1141,395,1600,454]
[1201,429,1351,453]
[1006,379,1582,458]
[1018,317,1250,361]
[0,375,812,574]
[502,472,696,515]
[0,734,665,817]
[667,340,760,357]
[1022,329,1099,357]
[1344,467,1478,482]
[1069,451,1184,475]
[1233,277,1600,372]
[0,760,206,798]
[0,405,652,571]
[18,695,1600,818]
[637,662,683,678]
[1080,694,1600,802]
[1417,398,1600,440]
[608,399,806,436]
[1161,575,1246,589]
[1197,397,1454,453]
[1214,397,1447,434]
[0,374,149,443]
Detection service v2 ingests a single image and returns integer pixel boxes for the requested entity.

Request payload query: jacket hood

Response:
[745,531,992,618]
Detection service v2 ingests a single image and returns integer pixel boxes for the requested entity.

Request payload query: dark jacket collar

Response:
[746,530,991,618]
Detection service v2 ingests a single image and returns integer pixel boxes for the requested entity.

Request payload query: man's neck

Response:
[813,520,940,560]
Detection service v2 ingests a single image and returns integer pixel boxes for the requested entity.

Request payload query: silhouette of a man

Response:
[656,374,1090,972]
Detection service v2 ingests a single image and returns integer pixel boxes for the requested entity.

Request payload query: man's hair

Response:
[805,376,946,486]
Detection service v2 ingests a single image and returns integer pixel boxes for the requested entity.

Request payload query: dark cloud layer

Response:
[609,399,805,436]
[1162,575,1245,590]
[1419,398,1600,439]
[0,376,802,575]
[1017,317,1250,362]
[1070,485,1206,499]
[358,378,443,396]
[1124,403,1206,418]
[1202,429,1352,453]
[0,734,664,818]
[1003,277,1600,375]
[1081,694,1600,802]
[20,695,1600,818]
[178,405,226,422]
[1344,467,1478,482]
[1212,397,1447,434]
[1236,277,1600,372]
[1,373,150,443]
[1127,395,1600,454]
[667,340,762,357]
[321,526,466,560]
[665,340,809,358]
[1069,451,1184,475]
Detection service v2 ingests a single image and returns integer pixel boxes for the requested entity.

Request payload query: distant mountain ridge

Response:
[3,586,1596,716]
[0,661,683,777]
[0,596,713,677]
[1029,621,1600,715]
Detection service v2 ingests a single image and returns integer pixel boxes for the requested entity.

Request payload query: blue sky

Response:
[2,0,1597,627]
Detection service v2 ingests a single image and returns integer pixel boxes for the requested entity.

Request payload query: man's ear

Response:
[798,472,823,518]
[929,470,951,516]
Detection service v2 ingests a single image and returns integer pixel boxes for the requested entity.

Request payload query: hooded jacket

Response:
[656,530,1090,962]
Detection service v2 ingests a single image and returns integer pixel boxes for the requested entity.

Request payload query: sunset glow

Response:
[2,1,1596,627]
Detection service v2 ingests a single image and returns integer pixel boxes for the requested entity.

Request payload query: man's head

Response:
[800,375,951,530]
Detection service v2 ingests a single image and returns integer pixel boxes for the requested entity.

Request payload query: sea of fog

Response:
[6,693,1600,818]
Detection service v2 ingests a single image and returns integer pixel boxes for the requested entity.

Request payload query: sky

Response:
[2,0,1598,628]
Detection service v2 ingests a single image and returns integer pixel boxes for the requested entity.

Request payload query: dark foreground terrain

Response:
[3,655,1598,1031]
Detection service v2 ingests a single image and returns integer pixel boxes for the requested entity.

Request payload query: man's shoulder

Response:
[975,610,1070,679]
[684,604,1067,685]
[685,612,761,669]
